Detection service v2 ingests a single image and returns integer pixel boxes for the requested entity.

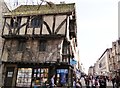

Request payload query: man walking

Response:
[50,75,55,88]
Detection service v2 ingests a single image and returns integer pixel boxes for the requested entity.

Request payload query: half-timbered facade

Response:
[1,3,78,88]
[0,0,10,87]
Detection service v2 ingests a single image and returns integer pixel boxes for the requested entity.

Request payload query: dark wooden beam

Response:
[55,18,66,34]
[52,15,56,34]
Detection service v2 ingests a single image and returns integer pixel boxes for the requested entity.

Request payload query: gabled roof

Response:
[3,3,75,17]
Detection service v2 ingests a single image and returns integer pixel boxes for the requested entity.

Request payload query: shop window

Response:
[56,69,68,87]
[16,68,32,87]
[41,68,48,82]
[32,68,48,87]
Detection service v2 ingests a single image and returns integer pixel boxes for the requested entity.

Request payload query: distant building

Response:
[94,39,120,77]
[88,66,94,75]
[109,39,120,76]
[94,49,111,76]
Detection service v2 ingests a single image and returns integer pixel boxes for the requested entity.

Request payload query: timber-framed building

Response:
[1,3,78,88]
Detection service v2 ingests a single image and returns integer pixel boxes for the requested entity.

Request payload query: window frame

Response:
[17,40,26,52]
[39,40,47,52]
[29,16,43,28]
[16,68,32,87]
[32,68,48,87]
[10,17,22,29]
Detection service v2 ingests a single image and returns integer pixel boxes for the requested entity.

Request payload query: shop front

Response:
[3,62,74,88]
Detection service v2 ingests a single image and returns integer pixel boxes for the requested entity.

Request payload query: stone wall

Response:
[1,38,63,63]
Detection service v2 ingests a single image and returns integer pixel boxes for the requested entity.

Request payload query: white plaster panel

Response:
[43,16,53,32]
[42,24,49,34]
[19,17,27,35]
[3,18,11,35]
[57,22,66,34]
[27,27,33,34]
[55,15,66,34]
[34,28,40,34]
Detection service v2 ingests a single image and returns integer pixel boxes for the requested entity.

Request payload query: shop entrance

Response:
[56,69,68,87]
[4,67,15,88]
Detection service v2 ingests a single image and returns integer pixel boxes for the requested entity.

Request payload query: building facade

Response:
[0,0,10,87]
[94,49,111,76]
[109,40,120,76]
[1,3,79,88]
[88,66,94,76]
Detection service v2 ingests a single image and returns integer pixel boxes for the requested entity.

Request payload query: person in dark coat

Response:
[85,76,90,88]
[111,77,115,88]
[49,75,55,88]
[115,75,120,88]
[99,76,106,88]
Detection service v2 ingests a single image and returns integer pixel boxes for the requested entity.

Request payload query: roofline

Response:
[3,3,75,17]
[3,1,11,12]
[98,48,110,60]
[3,11,72,17]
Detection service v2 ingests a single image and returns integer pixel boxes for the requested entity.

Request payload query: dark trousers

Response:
[112,82,115,88]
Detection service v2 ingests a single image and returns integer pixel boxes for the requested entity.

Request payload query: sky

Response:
[4,0,119,73]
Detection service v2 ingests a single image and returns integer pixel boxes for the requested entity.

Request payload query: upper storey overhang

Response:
[3,3,75,17]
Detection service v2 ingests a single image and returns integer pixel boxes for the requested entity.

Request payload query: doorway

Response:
[4,67,15,88]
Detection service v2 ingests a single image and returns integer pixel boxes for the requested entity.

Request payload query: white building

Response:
[94,49,111,76]
[88,66,94,75]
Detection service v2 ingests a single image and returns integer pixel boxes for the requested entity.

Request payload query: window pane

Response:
[39,41,46,51]
[18,41,26,51]
[16,68,32,87]
[31,16,43,28]
[10,17,21,28]
[32,68,48,87]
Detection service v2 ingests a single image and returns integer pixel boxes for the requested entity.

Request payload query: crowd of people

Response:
[74,74,120,88]
[36,74,120,88]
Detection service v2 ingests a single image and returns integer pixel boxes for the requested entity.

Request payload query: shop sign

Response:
[57,69,68,74]
[7,72,13,77]
[70,59,77,66]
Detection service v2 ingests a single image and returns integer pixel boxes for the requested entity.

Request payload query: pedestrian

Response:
[73,78,76,88]
[99,76,106,88]
[115,75,120,88]
[49,74,56,88]
[91,78,98,88]
[76,79,82,88]
[85,76,90,88]
[111,77,115,88]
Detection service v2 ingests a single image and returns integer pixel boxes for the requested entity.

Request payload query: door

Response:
[4,67,15,88]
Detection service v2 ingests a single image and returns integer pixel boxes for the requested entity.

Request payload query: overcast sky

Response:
[4,0,119,73]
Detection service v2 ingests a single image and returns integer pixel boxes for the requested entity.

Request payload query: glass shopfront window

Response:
[56,69,68,86]
[16,68,32,87]
[32,68,48,87]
